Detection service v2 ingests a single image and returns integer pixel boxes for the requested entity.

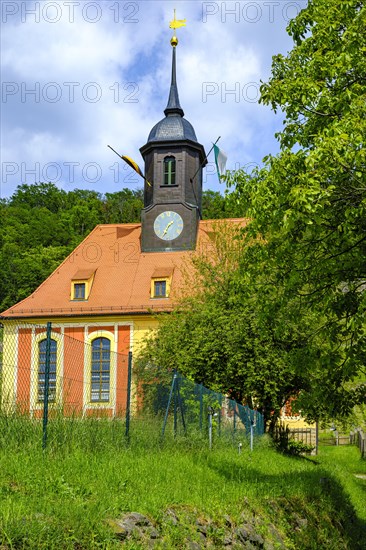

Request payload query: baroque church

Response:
[0,26,244,416]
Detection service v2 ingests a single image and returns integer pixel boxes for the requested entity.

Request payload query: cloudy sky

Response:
[1,0,307,198]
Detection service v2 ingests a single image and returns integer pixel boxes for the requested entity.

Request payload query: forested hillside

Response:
[0,183,238,312]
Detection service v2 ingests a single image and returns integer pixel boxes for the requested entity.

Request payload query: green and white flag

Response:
[213,143,227,181]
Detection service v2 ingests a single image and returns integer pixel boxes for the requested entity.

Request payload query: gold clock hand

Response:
[163,221,174,236]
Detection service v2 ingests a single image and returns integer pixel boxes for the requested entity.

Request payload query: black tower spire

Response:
[164,46,184,118]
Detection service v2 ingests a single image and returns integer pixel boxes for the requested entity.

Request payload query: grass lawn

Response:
[316,444,366,522]
[0,418,365,548]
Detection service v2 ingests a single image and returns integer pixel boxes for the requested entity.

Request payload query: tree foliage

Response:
[135,223,310,430]
[226,0,366,420]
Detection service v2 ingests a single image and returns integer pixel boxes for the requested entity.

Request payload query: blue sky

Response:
[1,0,307,198]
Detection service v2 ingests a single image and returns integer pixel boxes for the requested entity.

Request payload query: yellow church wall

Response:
[131,315,160,356]
[281,417,316,429]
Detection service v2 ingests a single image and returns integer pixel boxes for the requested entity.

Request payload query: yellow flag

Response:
[121,156,144,178]
[108,145,152,186]
[121,155,152,187]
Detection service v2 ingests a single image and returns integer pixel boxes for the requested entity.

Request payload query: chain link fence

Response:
[0,321,264,450]
[138,369,264,444]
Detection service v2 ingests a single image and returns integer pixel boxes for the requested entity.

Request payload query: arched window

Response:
[38,339,57,402]
[91,337,111,402]
[163,156,176,185]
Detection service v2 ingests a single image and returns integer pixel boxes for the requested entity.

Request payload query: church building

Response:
[0,27,243,416]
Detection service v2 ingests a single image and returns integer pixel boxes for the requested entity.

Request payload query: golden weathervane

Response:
[169,9,186,47]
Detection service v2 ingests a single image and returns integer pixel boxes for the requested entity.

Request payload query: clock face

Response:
[154,211,184,241]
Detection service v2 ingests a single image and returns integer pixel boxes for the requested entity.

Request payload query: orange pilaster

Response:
[63,327,85,415]
[116,325,130,415]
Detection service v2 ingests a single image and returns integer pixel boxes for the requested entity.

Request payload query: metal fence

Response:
[350,428,366,459]
[0,321,264,450]
[272,421,317,454]
[288,427,316,447]
[142,369,264,447]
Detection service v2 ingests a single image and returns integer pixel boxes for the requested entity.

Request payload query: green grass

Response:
[316,444,366,521]
[0,416,365,549]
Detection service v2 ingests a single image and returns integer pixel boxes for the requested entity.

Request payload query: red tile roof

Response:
[1,219,247,319]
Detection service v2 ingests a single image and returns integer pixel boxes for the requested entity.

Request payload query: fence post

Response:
[315,421,319,455]
[161,370,177,440]
[361,431,365,459]
[199,384,203,431]
[176,376,186,434]
[217,395,222,438]
[42,322,52,450]
[208,407,213,450]
[125,351,132,439]
[250,410,256,451]
[173,370,178,437]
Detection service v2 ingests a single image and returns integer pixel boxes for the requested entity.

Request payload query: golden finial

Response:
[169,9,186,47]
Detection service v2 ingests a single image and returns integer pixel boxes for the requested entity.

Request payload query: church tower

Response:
[140,30,207,252]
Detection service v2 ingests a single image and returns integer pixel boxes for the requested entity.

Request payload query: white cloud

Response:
[0,0,306,197]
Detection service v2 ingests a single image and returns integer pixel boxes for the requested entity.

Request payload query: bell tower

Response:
[140,22,207,252]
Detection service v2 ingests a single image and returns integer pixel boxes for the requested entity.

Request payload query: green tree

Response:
[136,223,309,430]
[9,182,67,213]
[103,189,144,223]
[201,190,245,219]
[0,245,71,311]
[227,0,366,420]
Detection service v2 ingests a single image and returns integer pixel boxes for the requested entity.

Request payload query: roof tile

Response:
[1,219,248,318]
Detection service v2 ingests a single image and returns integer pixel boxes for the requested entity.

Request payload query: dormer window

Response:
[151,267,174,299]
[74,283,86,300]
[154,280,167,298]
[163,156,176,185]
[71,269,96,301]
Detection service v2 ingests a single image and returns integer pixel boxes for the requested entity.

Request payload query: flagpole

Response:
[107,144,121,158]
[189,136,221,220]
[107,145,152,187]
